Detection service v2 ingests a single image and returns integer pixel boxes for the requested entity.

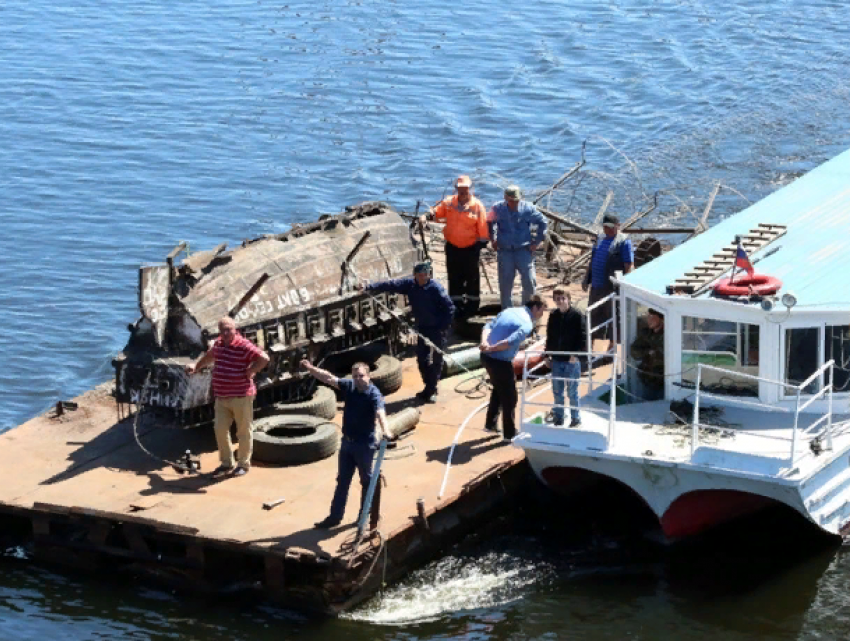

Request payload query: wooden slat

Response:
[667,223,787,293]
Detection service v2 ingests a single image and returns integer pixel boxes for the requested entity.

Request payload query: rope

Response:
[337,528,387,590]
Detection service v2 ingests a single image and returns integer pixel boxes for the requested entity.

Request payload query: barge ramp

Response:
[0,357,526,614]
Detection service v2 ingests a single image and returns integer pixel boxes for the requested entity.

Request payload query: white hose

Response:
[437,374,556,500]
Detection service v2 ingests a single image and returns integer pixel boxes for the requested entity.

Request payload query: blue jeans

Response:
[329,438,378,522]
[552,360,581,423]
[497,247,536,309]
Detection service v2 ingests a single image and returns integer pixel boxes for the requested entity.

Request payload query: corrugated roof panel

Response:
[623,149,850,310]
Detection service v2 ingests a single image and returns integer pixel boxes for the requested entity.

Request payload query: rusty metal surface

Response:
[114,202,420,419]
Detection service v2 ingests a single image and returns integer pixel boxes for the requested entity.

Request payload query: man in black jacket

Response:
[545,288,587,426]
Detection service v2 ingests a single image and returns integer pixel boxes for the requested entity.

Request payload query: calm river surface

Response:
[2,0,850,638]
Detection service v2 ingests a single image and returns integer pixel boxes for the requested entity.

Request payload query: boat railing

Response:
[519,349,620,447]
[585,292,619,393]
[692,360,835,466]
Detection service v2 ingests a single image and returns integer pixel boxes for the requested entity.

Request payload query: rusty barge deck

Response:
[0,354,527,614]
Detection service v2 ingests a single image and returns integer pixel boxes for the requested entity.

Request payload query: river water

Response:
[2,0,850,638]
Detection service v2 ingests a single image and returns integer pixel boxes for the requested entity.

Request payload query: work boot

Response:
[569,419,582,428]
[314,516,342,529]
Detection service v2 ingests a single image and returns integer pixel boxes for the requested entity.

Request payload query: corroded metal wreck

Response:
[113,201,419,425]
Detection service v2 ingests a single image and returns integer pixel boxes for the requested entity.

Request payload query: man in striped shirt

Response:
[185,317,270,477]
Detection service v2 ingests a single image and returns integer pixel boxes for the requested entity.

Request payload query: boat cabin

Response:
[616,151,850,414]
[518,150,850,539]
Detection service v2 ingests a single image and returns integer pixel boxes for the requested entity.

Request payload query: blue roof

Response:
[624,148,850,311]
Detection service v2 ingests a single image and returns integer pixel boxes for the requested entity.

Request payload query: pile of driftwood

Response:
[403,142,725,292]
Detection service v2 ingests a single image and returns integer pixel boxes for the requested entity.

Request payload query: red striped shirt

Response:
[210,334,264,398]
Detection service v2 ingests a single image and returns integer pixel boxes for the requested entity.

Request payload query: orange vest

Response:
[432,195,489,249]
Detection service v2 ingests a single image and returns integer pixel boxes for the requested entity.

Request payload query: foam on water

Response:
[346,551,552,625]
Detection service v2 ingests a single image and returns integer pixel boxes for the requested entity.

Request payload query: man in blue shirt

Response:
[361,262,455,404]
[488,185,548,310]
[479,294,548,440]
[582,214,634,341]
[301,359,389,530]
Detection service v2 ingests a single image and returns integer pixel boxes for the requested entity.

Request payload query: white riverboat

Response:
[517,150,850,539]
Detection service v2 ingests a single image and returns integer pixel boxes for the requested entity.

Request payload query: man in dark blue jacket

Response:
[361,262,455,403]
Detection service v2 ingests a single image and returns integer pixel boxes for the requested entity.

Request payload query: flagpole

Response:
[732,235,742,284]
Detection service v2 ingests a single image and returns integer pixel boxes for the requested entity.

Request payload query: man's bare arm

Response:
[376,408,390,441]
[246,351,271,379]
[185,350,215,375]
[300,359,340,389]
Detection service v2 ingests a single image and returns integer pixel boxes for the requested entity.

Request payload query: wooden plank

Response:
[696,183,721,234]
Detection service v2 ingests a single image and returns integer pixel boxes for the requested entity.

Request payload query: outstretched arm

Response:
[185,349,215,375]
[300,359,340,389]
[364,277,413,296]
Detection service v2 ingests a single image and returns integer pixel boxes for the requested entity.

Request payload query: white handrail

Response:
[694,359,836,465]
[520,349,619,443]
[585,292,617,394]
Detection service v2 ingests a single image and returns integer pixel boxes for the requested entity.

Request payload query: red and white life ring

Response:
[713,273,782,297]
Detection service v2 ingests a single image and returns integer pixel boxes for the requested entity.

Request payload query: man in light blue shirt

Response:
[488,185,548,310]
[479,294,547,441]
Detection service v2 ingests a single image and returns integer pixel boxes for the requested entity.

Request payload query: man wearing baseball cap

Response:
[359,262,455,404]
[582,213,634,341]
[419,175,489,319]
[487,184,548,310]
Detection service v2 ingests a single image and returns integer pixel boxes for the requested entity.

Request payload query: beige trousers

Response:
[213,395,254,468]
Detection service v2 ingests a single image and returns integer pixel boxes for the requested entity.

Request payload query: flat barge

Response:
[0,357,526,614]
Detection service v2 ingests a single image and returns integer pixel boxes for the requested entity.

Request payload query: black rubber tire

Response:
[341,354,403,396]
[370,355,403,395]
[252,415,340,465]
[261,385,337,420]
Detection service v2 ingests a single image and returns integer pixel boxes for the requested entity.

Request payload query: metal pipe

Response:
[356,438,387,538]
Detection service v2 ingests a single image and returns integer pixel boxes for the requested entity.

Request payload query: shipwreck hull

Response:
[113,201,419,424]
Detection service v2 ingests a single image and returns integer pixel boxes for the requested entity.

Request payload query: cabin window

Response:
[681,316,759,396]
[785,328,820,394]
[785,325,850,395]
[826,325,850,393]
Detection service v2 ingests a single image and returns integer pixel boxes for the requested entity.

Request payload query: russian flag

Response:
[735,246,754,276]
